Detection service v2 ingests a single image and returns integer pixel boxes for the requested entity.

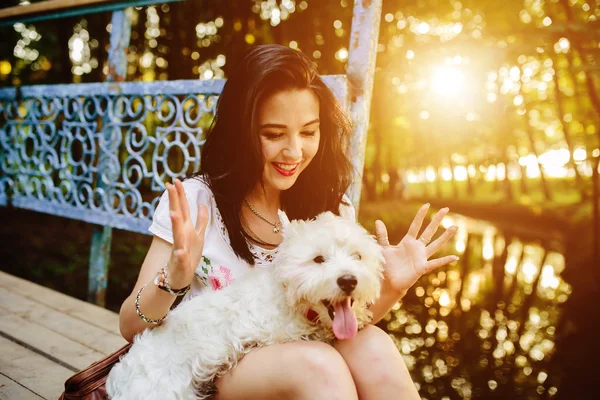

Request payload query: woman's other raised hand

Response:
[165,179,209,289]
[375,204,459,296]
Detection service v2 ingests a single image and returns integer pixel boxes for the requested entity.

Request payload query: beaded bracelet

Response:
[135,284,167,325]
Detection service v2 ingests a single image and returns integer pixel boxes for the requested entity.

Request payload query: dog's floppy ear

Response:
[277,210,291,231]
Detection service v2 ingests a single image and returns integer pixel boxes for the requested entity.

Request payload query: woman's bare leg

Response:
[334,325,420,400]
[214,341,358,400]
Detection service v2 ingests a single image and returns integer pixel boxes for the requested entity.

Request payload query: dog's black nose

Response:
[337,275,358,295]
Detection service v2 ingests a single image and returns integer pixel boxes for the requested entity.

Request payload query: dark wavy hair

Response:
[192,44,353,265]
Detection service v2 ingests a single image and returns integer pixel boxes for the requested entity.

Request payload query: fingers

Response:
[424,255,460,273]
[174,179,190,221]
[419,207,450,244]
[407,203,430,239]
[167,182,186,250]
[375,220,390,246]
[426,225,458,258]
[195,204,209,236]
[167,181,180,215]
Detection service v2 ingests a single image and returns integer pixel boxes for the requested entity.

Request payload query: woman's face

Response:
[256,88,321,192]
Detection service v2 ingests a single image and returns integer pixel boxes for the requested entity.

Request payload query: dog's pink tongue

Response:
[332,297,358,340]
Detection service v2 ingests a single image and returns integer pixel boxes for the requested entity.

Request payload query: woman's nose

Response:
[283,135,302,159]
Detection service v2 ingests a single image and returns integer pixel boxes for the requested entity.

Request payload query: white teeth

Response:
[274,163,297,171]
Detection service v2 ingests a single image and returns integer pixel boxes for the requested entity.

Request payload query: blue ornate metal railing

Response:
[0,0,382,305]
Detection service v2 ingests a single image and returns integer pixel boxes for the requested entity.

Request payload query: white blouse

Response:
[149,177,356,301]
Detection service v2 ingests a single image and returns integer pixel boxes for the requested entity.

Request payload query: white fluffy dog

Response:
[106,211,384,400]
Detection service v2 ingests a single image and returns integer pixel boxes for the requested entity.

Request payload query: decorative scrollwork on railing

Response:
[0,81,223,232]
[0,76,348,234]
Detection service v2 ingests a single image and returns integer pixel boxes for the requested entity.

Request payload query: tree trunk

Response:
[448,156,458,199]
[502,152,514,201]
[57,17,75,83]
[466,164,475,197]
[593,155,600,288]
[550,53,585,199]
[520,87,552,201]
[519,162,529,196]
[559,0,600,146]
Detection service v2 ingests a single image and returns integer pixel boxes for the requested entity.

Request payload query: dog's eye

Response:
[353,253,362,260]
[313,255,325,264]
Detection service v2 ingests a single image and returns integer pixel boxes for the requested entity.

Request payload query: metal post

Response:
[346,0,383,212]
[88,9,132,305]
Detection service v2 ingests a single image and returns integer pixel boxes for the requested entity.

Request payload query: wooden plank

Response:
[0,373,44,400]
[0,0,119,19]
[0,335,73,400]
[0,308,107,371]
[0,287,126,356]
[0,271,121,336]
[0,0,184,26]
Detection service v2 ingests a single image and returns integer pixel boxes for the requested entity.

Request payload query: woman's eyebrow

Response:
[259,118,320,130]
[303,118,320,127]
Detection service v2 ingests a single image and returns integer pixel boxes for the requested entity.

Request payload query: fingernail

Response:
[442,207,449,212]
[453,256,460,261]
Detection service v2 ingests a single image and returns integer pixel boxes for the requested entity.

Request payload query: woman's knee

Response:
[335,325,420,399]
[284,341,358,399]
[335,325,404,379]
[337,325,397,356]
[214,341,357,400]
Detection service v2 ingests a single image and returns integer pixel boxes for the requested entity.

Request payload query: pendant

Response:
[273,226,280,234]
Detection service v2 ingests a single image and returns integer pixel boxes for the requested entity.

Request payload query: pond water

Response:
[382,213,571,399]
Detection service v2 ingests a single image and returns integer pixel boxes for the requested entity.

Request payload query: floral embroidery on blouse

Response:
[196,256,235,291]
[208,266,235,291]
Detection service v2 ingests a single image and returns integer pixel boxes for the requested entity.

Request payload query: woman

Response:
[118,44,458,399]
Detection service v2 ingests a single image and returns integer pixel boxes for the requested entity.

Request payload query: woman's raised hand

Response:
[165,179,209,289]
[375,204,459,295]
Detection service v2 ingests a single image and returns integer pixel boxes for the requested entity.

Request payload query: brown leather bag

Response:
[58,343,132,400]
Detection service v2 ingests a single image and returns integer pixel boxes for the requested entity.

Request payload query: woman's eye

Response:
[313,255,325,264]
[263,132,283,139]
[301,131,316,137]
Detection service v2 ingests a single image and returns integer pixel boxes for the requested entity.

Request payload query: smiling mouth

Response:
[272,162,300,176]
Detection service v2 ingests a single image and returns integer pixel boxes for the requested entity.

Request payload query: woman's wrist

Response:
[369,280,409,324]
[164,262,192,290]
[155,264,191,296]
[381,275,408,299]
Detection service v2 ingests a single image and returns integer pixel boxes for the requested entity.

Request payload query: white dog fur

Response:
[106,211,384,400]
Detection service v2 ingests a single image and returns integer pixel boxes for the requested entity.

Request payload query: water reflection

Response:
[382,213,570,399]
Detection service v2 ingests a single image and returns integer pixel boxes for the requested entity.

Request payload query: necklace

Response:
[244,199,282,234]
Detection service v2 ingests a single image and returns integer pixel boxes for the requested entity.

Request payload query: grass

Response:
[407,177,584,206]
